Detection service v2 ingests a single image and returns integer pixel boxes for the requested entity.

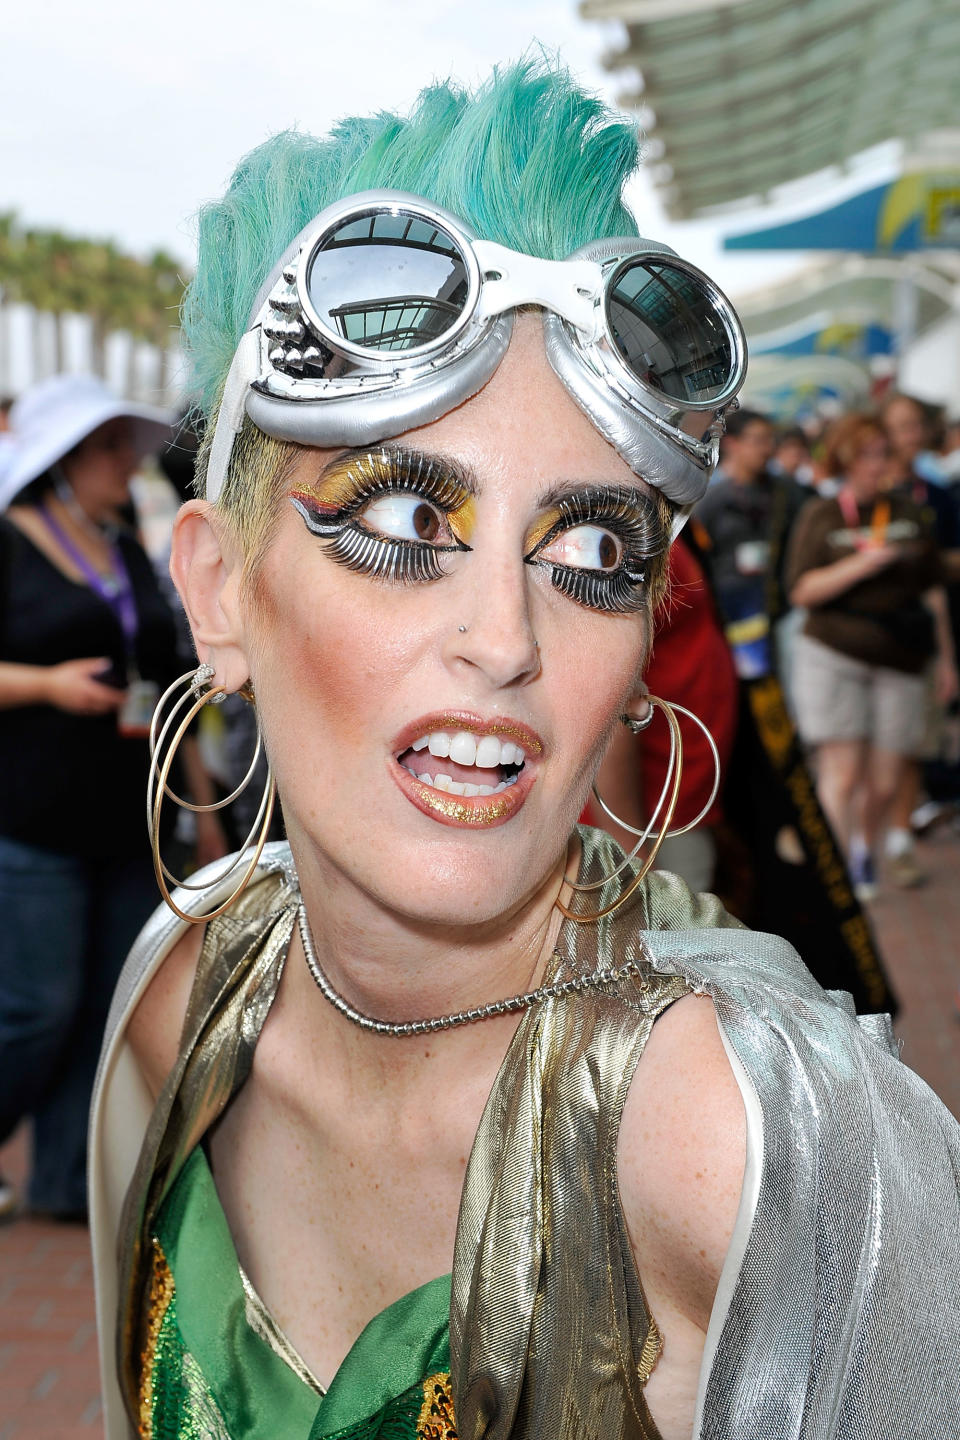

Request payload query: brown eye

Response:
[540,524,623,572]
[413,503,440,540]
[359,492,452,544]
[598,533,618,570]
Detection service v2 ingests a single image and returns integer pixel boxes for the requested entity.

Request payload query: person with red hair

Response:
[786,412,957,899]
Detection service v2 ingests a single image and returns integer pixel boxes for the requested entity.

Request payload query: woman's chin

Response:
[372,869,541,933]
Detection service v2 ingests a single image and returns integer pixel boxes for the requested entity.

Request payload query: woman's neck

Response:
[841,478,878,508]
[284,828,575,1067]
[52,476,114,534]
[38,490,119,579]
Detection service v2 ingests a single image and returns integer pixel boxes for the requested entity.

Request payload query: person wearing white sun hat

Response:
[0,373,226,1222]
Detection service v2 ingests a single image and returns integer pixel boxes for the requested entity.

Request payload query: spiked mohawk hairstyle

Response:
[183,58,641,419]
[181,58,663,583]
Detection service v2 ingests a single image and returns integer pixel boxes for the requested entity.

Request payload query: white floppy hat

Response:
[0,374,175,510]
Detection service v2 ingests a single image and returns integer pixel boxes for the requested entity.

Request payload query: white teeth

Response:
[404,728,530,790]
[416,731,526,767]
[403,765,508,799]
[475,735,502,769]
[448,731,477,766]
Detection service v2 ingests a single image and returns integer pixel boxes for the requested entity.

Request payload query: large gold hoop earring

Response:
[556,696,720,924]
[147,665,277,924]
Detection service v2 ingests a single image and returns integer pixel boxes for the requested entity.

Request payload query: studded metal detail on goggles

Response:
[206,190,747,520]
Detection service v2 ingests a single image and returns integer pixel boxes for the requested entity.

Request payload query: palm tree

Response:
[0,212,17,392]
[0,213,189,395]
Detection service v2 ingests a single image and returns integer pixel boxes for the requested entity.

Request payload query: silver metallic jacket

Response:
[90,833,960,1438]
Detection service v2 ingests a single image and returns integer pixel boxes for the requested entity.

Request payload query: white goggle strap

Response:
[473,241,603,341]
[206,329,261,503]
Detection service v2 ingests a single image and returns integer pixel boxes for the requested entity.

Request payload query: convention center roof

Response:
[737,254,958,343]
[732,253,960,414]
[580,0,960,220]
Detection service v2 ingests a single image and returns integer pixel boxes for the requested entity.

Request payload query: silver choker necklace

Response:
[297,902,648,1037]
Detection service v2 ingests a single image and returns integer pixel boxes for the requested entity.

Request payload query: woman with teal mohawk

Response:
[90,58,960,1440]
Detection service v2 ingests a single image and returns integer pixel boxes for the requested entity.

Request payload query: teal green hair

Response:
[183,58,642,417]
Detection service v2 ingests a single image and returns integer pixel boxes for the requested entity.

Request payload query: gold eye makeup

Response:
[523,485,667,614]
[289,454,665,612]
[289,447,476,584]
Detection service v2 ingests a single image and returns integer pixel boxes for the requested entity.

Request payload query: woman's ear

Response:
[169,501,250,694]
[622,679,652,730]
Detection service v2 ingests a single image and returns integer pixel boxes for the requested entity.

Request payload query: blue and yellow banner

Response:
[750,321,894,359]
[725,172,960,252]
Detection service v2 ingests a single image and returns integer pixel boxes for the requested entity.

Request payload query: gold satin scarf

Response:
[117,830,739,1437]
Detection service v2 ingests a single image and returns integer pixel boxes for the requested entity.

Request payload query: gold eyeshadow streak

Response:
[286,454,382,510]
[525,506,564,554]
[449,492,476,545]
[287,448,476,530]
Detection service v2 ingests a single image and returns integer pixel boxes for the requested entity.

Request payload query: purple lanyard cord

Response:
[41,506,139,651]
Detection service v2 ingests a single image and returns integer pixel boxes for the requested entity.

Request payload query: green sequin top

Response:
[140,1146,456,1440]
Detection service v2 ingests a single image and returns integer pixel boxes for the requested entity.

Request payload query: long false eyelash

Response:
[320,526,449,584]
[532,485,668,555]
[525,485,667,614]
[291,447,470,586]
[549,564,648,614]
[326,447,471,519]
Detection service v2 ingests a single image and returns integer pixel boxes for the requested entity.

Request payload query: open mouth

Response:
[391,714,542,827]
[397,729,527,797]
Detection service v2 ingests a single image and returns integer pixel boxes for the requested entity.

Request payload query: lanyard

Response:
[41,505,139,651]
[837,487,890,546]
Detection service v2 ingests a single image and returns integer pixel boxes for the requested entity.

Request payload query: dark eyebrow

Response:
[319,444,480,496]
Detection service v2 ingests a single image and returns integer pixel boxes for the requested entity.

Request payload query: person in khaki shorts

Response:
[786,412,958,900]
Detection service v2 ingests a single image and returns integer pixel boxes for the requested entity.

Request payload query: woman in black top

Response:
[0,374,223,1220]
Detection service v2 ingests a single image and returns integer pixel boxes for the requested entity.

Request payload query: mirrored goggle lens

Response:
[304,209,471,354]
[606,259,734,405]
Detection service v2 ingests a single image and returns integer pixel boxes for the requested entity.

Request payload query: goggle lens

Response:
[304,208,471,354]
[606,258,733,405]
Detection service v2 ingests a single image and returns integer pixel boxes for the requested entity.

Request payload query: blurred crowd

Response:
[591,388,960,1018]
[1,373,959,1222]
[692,392,960,900]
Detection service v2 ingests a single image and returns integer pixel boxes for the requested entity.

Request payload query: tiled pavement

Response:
[1,831,958,1438]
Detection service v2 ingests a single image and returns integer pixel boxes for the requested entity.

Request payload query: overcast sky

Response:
[4,0,907,310]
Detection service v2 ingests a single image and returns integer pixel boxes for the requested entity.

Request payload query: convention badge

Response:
[724,612,771,680]
[118,674,159,738]
[734,539,771,575]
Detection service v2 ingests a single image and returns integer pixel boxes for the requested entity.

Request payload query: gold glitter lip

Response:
[412,781,517,825]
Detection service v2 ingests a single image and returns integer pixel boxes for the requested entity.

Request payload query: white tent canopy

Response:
[581,0,960,220]
[737,255,958,340]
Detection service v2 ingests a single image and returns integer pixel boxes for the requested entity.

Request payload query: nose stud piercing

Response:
[457,624,539,647]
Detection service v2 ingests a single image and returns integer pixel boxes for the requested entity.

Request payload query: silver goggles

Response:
[206,189,747,522]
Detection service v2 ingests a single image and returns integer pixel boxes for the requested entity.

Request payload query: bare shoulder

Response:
[617,993,746,1332]
[126,922,206,1100]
